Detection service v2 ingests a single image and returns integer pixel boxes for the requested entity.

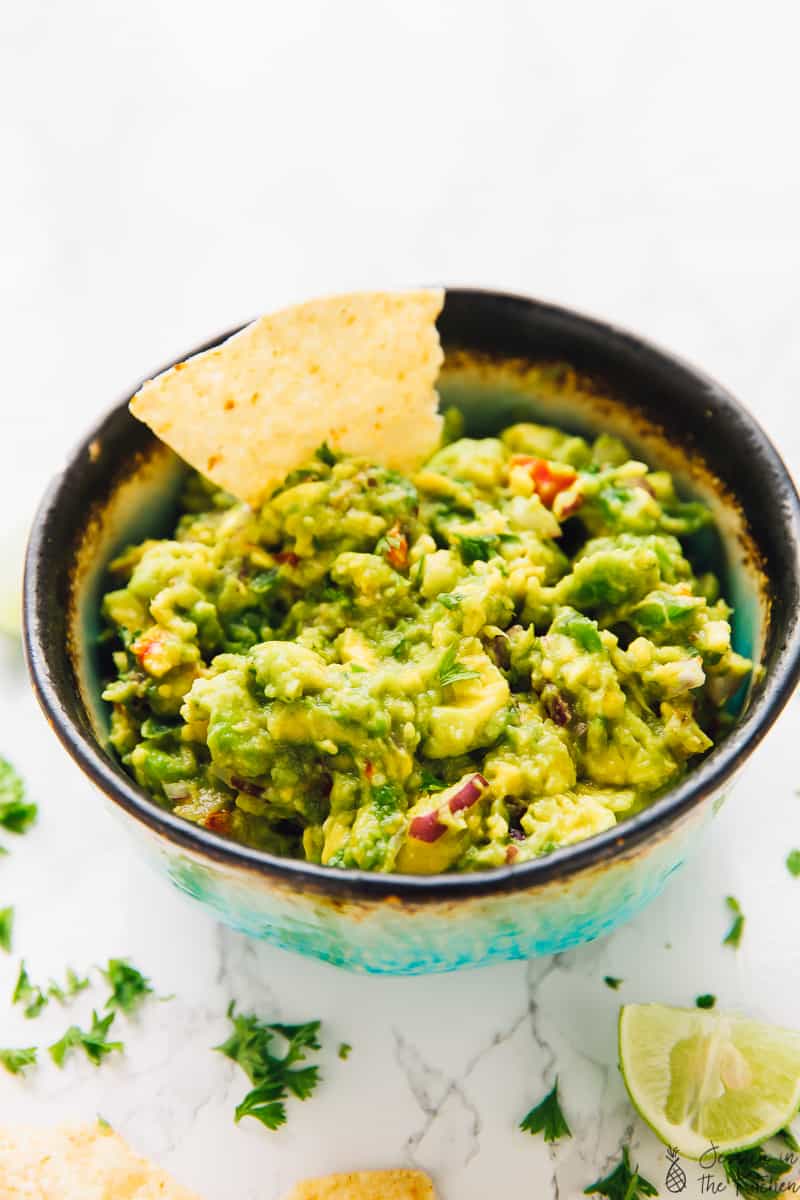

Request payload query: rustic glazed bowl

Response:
[24,290,800,974]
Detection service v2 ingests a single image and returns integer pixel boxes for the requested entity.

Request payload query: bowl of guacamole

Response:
[24,290,800,973]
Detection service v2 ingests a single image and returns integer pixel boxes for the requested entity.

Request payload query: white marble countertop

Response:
[2,3,800,1197]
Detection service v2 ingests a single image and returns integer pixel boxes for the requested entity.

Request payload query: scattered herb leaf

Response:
[603,976,622,990]
[695,994,716,1009]
[338,1042,352,1060]
[102,958,154,1015]
[722,1145,790,1199]
[0,1046,37,1075]
[786,850,800,878]
[0,906,13,953]
[419,767,446,793]
[458,534,498,564]
[12,961,48,1019]
[96,1115,112,1131]
[723,895,745,948]
[49,1010,122,1068]
[778,1125,800,1154]
[584,1146,657,1199]
[215,1005,322,1132]
[0,757,36,834]
[315,442,337,467]
[438,643,480,689]
[48,967,91,1004]
[520,1078,572,1142]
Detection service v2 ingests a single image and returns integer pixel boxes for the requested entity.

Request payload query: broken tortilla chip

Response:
[130,289,445,508]
[284,1169,436,1200]
[0,1122,201,1199]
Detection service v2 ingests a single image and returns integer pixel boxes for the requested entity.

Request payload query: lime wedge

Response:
[619,1003,800,1159]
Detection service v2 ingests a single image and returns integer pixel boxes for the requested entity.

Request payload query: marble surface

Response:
[2,3,800,1197]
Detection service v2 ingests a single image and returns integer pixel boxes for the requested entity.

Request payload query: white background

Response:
[1,3,800,1198]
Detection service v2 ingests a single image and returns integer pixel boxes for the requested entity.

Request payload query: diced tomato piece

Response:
[384,522,408,571]
[510,455,578,508]
[275,550,300,566]
[205,810,232,835]
[364,760,374,781]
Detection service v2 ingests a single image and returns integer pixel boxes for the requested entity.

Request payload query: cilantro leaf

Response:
[216,1005,322,1132]
[315,442,337,467]
[722,1145,790,1199]
[584,1146,657,1199]
[0,906,13,953]
[437,592,462,610]
[695,993,716,1009]
[438,643,480,689]
[48,967,90,1005]
[723,895,745,948]
[338,1042,352,1060]
[786,849,800,877]
[458,534,498,564]
[49,1010,122,1068]
[0,757,36,834]
[0,1046,37,1075]
[520,1078,572,1142]
[103,958,154,1015]
[603,976,623,990]
[12,961,48,1019]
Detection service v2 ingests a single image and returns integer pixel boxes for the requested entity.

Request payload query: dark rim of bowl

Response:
[23,288,800,902]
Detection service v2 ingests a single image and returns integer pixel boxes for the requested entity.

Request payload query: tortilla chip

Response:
[130,289,445,507]
[0,1122,201,1198]
[284,1169,436,1200]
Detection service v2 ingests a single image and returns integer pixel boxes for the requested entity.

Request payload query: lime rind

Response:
[619,1003,800,1160]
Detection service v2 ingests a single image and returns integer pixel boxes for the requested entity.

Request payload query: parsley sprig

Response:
[12,961,48,1018]
[216,1005,322,1131]
[49,1010,123,1068]
[584,1146,657,1199]
[520,1078,572,1142]
[722,1145,791,1199]
[438,643,480,689]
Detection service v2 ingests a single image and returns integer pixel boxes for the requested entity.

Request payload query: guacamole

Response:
[100,422,752,873]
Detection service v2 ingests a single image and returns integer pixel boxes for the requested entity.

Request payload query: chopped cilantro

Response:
[371,783,400,817]
[520,1078,572,1142]
[49,1010,122,1068]
[778,1125,800,1154]
[12,961,48,1019]
[438,643,480,689]
[437,592,462,610]
[249,569,279,596]
[315,442,337,467]
[0,1046,37,1075]
[603,976,622,990]
[722,1145,790,1198]
[419,767,446,793]
[695,993,716,1009]
[0,906,13,953]
[723,895,745,948]
[338,1042,352,1060]
[584,1146,657,1198]
[215,1005,322,1131]
[458,534,498,564]
[786,849,800,877]
[0,757,36,834]
[102,958,154,1015]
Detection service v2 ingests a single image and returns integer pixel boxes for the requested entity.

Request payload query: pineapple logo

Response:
[665,1146,687,1193]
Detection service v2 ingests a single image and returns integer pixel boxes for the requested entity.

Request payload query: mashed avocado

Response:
[100,422,752,873]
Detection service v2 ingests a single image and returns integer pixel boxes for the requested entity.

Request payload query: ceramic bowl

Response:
[24,289,800,974]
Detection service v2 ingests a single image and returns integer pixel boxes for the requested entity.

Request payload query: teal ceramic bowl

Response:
[24,290,800,974]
